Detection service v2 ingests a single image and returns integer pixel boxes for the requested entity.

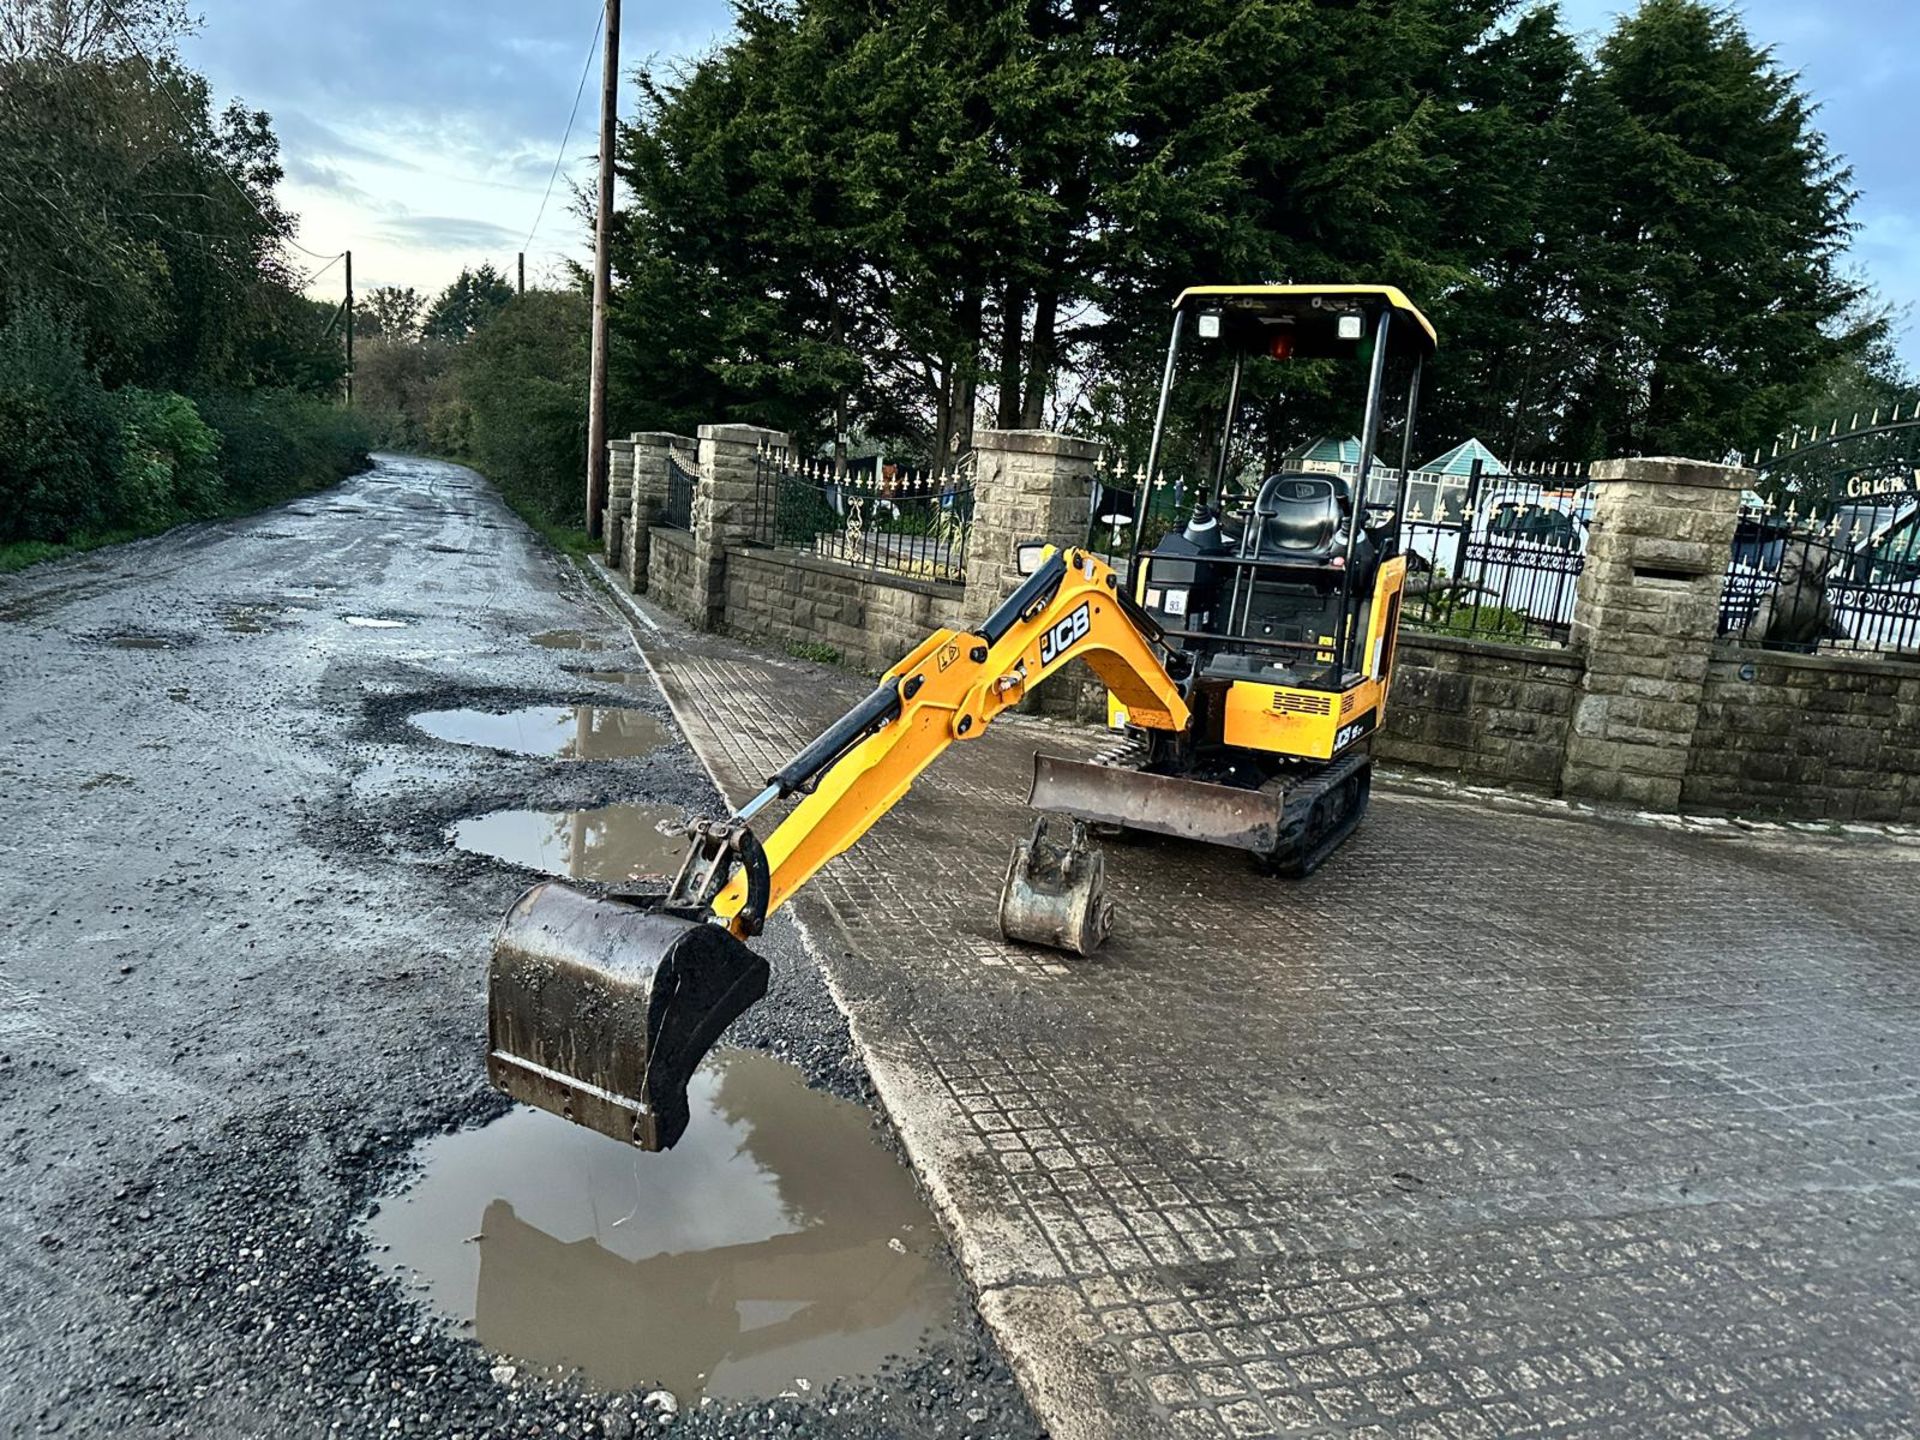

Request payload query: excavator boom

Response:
[488,548,1188,1149]
[711,548,1186,930]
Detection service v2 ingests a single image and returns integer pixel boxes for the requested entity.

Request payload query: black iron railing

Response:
[661,455,696,530]
[1399,466,1591,645]
[750,449,973,585]
[1719,503,1920,655]
[1724,412,1920,656]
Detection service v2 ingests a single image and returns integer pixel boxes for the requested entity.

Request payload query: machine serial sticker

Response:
[1040,602,1091,665]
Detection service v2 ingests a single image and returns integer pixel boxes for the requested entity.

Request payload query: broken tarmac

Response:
[615,574,1920,1438]
[0,455,1038,1439]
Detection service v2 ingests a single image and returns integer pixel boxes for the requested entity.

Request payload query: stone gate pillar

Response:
[963,429,1105,719]
[602,438,634,564]
[624,431,695,592]
[961,429,1103,627]
[691,423,788,631]
[1561,456,1750,808]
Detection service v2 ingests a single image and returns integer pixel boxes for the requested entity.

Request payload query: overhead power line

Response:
[525,2,607,252]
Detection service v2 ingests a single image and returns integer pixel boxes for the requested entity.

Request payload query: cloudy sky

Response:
[181,0,1919,366]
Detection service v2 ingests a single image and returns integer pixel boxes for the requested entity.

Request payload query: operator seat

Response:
[1250,472,1348,560]
[1220,471,1375,686]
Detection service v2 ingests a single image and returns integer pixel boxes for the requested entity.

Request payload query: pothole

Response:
[449,803,690,881]
[365,1052,960,1398]
[221,604,280,634]
[411,705,669,760]
[102,632,183,650]
[532,629,624,651]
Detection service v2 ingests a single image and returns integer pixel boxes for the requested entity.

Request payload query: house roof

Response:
[1417,437,1509,479]
[1282,435,1375,467]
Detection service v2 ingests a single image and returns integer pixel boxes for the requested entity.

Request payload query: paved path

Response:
[632,595,1920,1439]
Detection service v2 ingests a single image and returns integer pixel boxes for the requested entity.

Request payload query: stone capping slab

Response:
[1710,642,1920,679]
[1590,455,1749,489]
[973,428,1103,461]
[649,524,696,552]
[633,430,697,446]
[697,421,791,446]
[728,542,965,602]
[1403,631,1586,671]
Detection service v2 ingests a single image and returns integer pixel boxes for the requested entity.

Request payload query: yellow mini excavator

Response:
[490,284,1434,1149]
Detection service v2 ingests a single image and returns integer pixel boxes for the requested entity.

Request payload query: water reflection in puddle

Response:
[532,629,624,651]
[450,803,689,881]
[411,705,668,760]
[345,616,409,629]
[366,1052,957,1397]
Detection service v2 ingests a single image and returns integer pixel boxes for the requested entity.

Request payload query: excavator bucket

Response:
[997,816,1113,956]
[487,881,769,1150]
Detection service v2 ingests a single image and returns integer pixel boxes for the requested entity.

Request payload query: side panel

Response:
[1221,683,1341,758]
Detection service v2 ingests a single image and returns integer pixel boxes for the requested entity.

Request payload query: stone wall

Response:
[646,526,703,627]
[609,429,1914,823]
[1374,636,1584,792]
[1683,648,1920,821]
[723,547,965,674]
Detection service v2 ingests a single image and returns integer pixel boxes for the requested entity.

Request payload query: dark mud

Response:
[0,455,1038,1440]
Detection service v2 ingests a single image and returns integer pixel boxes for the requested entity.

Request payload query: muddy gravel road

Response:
[0,456,1041,1440]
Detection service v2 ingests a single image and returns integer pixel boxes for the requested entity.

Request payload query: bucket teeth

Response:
[487,881,769,1150]
[998,816,1113,957]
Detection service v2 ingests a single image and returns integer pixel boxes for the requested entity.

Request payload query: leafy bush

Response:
[447,290,589,526]
[194,390,372,507]
[112,388,224,525]
[0,303,123,543]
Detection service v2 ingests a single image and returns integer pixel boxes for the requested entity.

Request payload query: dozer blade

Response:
[998,816,1112,956]
[488,881,769,1150]
[1027,753,1288,854]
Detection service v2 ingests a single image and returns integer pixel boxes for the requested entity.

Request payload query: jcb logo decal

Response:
[1040,602,1091,665]
[1333,710,1377,751]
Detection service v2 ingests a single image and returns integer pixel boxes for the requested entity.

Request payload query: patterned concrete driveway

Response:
[626,596,1920,1440]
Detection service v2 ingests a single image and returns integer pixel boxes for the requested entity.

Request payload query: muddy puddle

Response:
[366,1052,957,1398]
[345,615,409,629]
[450,803,690,881]
[411,705,668,760]
[532,629,624,652]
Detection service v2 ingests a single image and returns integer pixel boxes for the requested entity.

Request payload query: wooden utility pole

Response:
[517,252,526,296]
[585,0,621,538]
[344,249,354,406]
